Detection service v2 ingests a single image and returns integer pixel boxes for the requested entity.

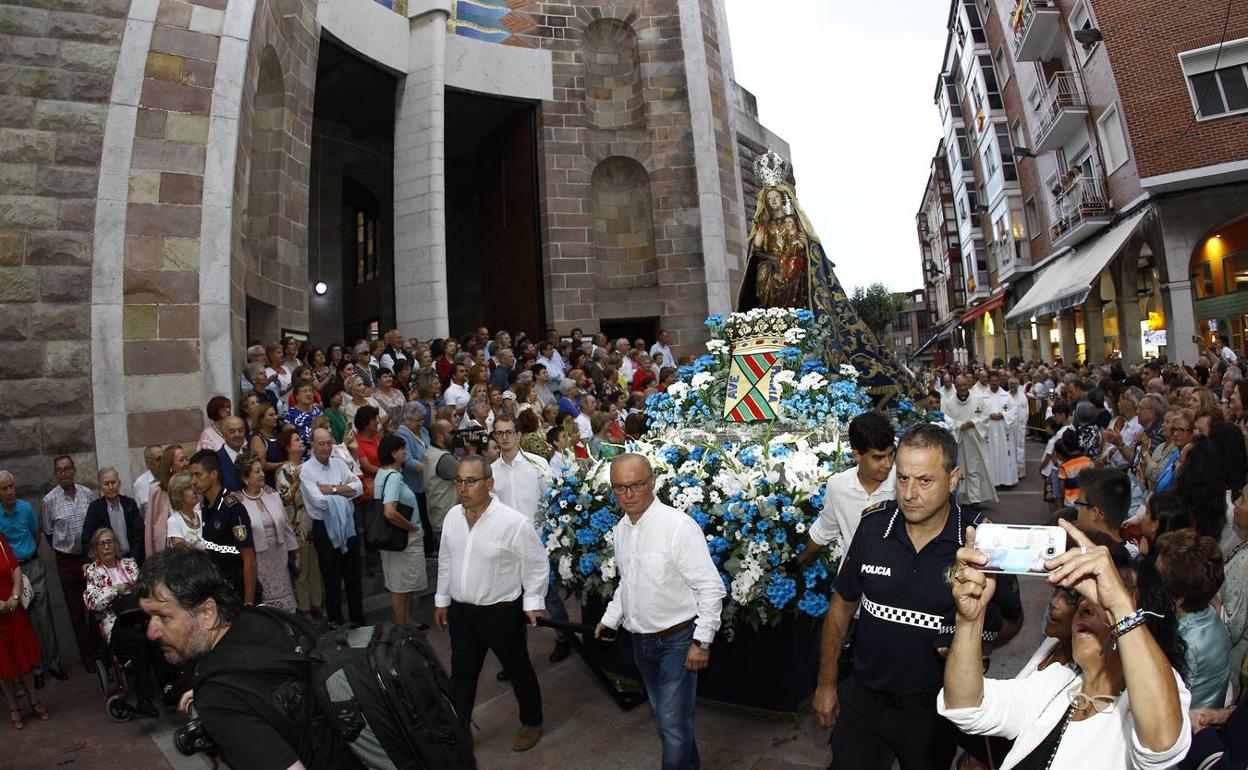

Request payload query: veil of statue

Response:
[736,151,921,400]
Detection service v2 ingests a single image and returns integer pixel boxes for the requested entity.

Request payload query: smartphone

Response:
[975,523,1067,576]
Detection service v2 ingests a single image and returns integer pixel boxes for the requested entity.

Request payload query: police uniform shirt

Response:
[202,489,255,599]
[834,498,1022,697]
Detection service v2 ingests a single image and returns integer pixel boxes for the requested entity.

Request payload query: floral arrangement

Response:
[541,308,882,632]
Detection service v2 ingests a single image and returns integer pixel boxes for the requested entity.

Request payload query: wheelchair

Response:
[90,595,150,723]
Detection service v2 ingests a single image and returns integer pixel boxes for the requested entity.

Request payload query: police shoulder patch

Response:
[861,499,897,518]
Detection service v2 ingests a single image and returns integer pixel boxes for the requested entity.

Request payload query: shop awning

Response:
[961,291,1007,324]
[912,318,959,357]
[1005,207,1151,322]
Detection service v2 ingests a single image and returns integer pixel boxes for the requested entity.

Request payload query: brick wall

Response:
[1091,0,1248,180]
[0,0,129,492]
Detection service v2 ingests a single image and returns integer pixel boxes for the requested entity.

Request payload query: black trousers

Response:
[110,623,156,702]
[311,521,364,626]
[447,600,542,728]
[829,675,957,770]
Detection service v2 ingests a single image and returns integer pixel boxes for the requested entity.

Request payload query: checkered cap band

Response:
[861,597,943,631]
[203,540,239,556]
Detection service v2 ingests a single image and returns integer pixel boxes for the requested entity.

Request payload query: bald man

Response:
[215,416,248,492]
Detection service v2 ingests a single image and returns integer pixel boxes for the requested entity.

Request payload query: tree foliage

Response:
[850,283,902,336]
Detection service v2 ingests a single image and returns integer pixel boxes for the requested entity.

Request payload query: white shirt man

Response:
[444,379,470,411]
[132,444,162,512]
[649,334,674,371]
[1221,342,1239,366]
[808,465,896,551]
[299,431,363,554]
[434,496,549,610]
[491,448,552,529]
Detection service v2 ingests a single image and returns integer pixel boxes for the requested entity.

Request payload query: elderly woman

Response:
[144,444,189,557]
[0,532,47,729]
[1154,529,1230,708]
[247,401,284,488]
[375,435,427,629]
[275,426,322,620]
[940,520,1191,770]
[197,395,232,452]
[342,374,387,433]
[373,369,406,431]
[233,452,299,613]
[83,528,156,717]
[164,471,202,548]
[285,380,324,450]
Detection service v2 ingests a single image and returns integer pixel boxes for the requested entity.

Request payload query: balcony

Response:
[1049,172,1113,248]
[1011,0,1062,62]
[989,236,1031,281]
[1034,71,1089,153]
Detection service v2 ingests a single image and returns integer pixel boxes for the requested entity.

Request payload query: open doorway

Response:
[308,39,396,346]
[444,89,544,340]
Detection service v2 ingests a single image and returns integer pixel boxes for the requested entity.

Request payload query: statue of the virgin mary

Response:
[736,151,918,398]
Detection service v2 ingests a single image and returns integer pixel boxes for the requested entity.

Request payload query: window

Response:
[1069,1,1097,63]
[1024,196,1041,237]
[995,123,1018,182]
[958,196,967,222]
[1225,252,1248,294]
[984,141,998,177]
[955,127,974,171]
[996,47,1010,88]
[966,187,981,217]
[978,54,1004,110]
[1193,262,1215,299]
[1012,118,1027,149]
[964,1,986,46]
[945,79,963,118]
[1097,104,1129,173]
[1180,39,1248,120]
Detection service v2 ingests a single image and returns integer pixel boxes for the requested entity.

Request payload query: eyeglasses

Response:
[492,430,518,438]
[452,476,487,487]
[610,475,653,495]
[1066,686,1118,714]
[54,466,74,475]
[1072,499,1097,509]
[97,539,114,547]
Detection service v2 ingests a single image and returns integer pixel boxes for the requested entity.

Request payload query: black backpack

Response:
[194,607,476,770]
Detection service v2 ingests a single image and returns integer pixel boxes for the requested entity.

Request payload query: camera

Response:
[174,704,215,756]
[452,425,488,452]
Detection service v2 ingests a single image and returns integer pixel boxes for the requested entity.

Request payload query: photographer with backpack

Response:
[137,547,363,770]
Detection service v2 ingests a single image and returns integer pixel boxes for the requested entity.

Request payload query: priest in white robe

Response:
[942,375,998,505]
[1008,377,1029,478]
[982,371,1019,487]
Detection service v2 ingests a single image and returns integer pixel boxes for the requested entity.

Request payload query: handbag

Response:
[364,472,412,552]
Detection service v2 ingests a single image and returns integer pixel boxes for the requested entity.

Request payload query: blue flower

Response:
[578,552,600,576]
[769,444,791,458]
[657,445,681,464]
[705,314,726,329]
[795,309,815,325]
[688,507,709,528]
[589,508,618,534]
[797,591,830,617]
[739,445,761,467]
[765,575,797,609]
[574,528,599,547]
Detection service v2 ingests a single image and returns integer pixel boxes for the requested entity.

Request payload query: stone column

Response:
[1117,291,1144,364]
[1035,317,1053,362]
[1083,296,1105,366]
[1163,279,1199,363]
[393,1,452,339]
[1058,309,1079,364]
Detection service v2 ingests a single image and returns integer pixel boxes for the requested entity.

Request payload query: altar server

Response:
[981,370,1019,487]
[595,453,726,770]
[1008,377,1029,479]
[942,375,998,506]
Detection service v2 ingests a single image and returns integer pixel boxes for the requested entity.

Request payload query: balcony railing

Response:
[1011,0,1062,62]
[1034,71,1089,152]
[1049,172,1113,248]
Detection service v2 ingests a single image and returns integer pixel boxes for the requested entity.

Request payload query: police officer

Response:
[812,424,1022,770]
[188,450,258,605]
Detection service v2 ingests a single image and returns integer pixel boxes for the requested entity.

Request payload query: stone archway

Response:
[591,156,658,291]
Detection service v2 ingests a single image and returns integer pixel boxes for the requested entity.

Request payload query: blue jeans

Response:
[633,625,699,770]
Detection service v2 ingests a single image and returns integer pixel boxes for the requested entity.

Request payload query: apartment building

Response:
[914,142,968,365]
[915,0,1248,365]
[888,289,937,366]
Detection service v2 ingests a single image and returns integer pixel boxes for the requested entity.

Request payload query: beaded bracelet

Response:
[1109,608,1164,639]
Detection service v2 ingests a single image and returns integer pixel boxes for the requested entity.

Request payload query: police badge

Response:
[232,524,248,542]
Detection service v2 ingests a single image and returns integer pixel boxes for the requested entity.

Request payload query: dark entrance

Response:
[444,89,544,340]
[600,317,658,347]
[308,39,396,345]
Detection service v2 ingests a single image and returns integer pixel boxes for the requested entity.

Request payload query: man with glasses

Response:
[40,454,95,678]
[1071,467,1135,556]
[594,454,726,770]
[300,426,365,627]
[489,415,572,663]
[433,456,549,752]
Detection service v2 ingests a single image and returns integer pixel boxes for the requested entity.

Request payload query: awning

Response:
[1005,207,1151,322]
[961,292,1006,324]
[913,318,959,357]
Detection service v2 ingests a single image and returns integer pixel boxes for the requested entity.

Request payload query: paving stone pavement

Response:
[1,441,1056,769]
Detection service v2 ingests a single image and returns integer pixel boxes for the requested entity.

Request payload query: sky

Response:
[723,0,951,295]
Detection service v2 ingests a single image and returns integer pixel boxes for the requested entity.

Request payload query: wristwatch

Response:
[692,639,710,651]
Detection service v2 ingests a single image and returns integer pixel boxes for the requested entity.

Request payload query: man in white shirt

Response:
[535,341,561,379]
[132,444,163,514]
[595,454,726,770]
[490,416,572,662]
[649,329,674,371]
[798,412,896,564]
[1219,334,1239,367]
[574,394,595,441]
[433,456,549,753]
[300,427,365,627]
[443,362,471,414]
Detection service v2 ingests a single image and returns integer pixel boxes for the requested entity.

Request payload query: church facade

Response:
[0,0,789,488]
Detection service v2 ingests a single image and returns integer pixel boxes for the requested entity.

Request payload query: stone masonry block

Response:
[0,304,30,340]
[164,112,208,144]
[24,229,91,265]
[150,25,218,61]
[69,72,112,102]
[126,202,201,237]
[131,137,206,174]
[37,165,98,196]
[57,198,94,231]
[145,51,185,82]
[157,304,198,338]
[158,172,202,204]
[140,79,211,115]
[124,236,163,270]
[129,169,161,203]
[8,36,59,68]
[59,41,120,74]
[32,304,89,339]
[162,237,198,269]
[11,67,71,100]
[54,133,102,166]
[0,342,42,378]
[0,231,24,265]
[0,195,56,228]
[7,377,92,416]
[127,407,200,446]
[136,108,167,139]
[0,129,56,163]
[0,96,36,128]
[123,304,158,339]
[123,268,197,303]
[47,13,123,44]
[34,100,106,133]
[123,339,199,375]
[0,417,42,458]
[38,266,89,302]
[45,340,89,376]
[0,7,50,37]
[39,414,95,454]
[0,163,37,194]
[156,0,193,27]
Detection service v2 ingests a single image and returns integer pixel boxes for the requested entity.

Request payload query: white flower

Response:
[706,339,728,354]
[558,555,573,581]
[600,557,616,581]
[795,521,807,534]
[797,372,827,391]
[667,382,689,401]
[691,372,714,390]
[784,327,807,344]
[773,370,797,387]
[839,363,859,379]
